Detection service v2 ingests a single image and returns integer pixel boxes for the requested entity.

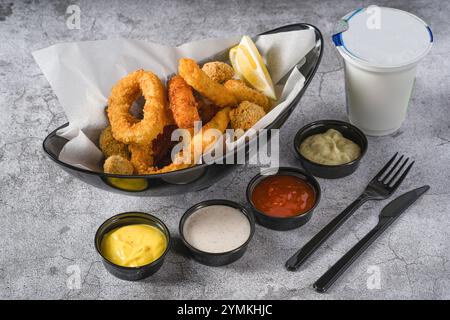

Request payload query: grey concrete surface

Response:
[1,0,449,300]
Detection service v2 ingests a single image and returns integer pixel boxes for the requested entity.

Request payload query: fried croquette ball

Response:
[201,61,235,83]
[104,155,134,175]
[99,126,130,159]
[230,101,266,131]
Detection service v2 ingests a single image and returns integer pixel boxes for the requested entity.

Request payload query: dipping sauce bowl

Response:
[179,200,255,266]
[95,212,171,281]
[246,167,321,231]
[293,120,368,179]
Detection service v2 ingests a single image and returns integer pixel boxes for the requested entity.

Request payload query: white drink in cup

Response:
[333,6,433,136]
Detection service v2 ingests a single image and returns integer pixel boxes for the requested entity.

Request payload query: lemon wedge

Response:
[229,36,276,100]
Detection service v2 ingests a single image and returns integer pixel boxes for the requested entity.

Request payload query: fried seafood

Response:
[180,106,231,165]
[194,93,220,123]
[99,126,130,159]
[128,125,178,174]
[199,102,220,124]
[201,61,235,83]
[230,101,266,131]
[224,79,272,112]
[129,107,231,174]
[151,124,179,168]
[128,143,154,175]
[107,70,169,145]
[104,155,135,175]
[168,75,201,129]
[178,58,237,108]
[100,54,273,176]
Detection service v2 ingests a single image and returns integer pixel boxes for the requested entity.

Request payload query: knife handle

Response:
[313,221,390,293]
[286,194,369,271]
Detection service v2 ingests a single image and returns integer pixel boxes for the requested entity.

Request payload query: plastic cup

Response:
[333,6,433,136]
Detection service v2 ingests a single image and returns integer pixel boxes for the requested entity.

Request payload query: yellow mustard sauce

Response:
[101,224,167,267]
[105,177,148,191]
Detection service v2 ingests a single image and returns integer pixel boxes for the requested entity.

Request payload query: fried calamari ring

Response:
[104,155,134,175]
[202,61,235,83]
[130,107,231,174]
[224,79,272,112]
[179,58,237,108]
[99,126,130,159]
[107,69,169,145]
[168,75,201,129]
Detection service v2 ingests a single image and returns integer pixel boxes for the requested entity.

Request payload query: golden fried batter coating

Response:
[152,124,179,168]
[230,101,266,131]
[130,107,231,174]
[194,93,220,123]
[172,106,231,168]
[129,143,154,175]
[104,155,134,175]
[168,75,201,129]
[128,125,178,173]
[99,126,130,159]
[224,79,271,112]
[201,61,235,83]
[107,69,169,145]
[198,101,220,124]
[179,58,237,108]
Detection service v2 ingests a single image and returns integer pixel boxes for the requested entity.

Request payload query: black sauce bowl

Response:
[246,167,321,231]
[293,120,368,179]
[179,200,255,267]
[94,212,171,281]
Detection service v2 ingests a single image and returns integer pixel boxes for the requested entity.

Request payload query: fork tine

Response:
[382,155,404,183]
[386,157,409,185]
[373,152,398,181]
[390,161,415,191]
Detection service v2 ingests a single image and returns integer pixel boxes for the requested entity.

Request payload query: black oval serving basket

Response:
[42,23,324,196]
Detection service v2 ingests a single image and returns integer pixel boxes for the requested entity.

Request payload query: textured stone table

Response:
[1,0,449,300]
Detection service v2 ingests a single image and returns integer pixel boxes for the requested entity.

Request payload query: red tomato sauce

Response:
[251,175,316,218]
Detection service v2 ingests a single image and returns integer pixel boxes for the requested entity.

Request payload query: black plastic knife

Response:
[313,185,430,293]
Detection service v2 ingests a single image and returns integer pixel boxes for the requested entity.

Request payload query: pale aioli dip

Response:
[300,129,360,165]
[183,205,251,253]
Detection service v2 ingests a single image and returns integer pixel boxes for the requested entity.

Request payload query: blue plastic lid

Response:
[333,6,433,68]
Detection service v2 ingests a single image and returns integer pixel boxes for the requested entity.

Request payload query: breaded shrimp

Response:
[179,58,237,108]
[168,75,201,129]
[224,79,272,112]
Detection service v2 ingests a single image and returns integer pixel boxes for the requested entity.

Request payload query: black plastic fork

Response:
[286,153,414,271]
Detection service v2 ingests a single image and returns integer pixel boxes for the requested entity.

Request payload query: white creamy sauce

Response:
[183,205,251,253]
